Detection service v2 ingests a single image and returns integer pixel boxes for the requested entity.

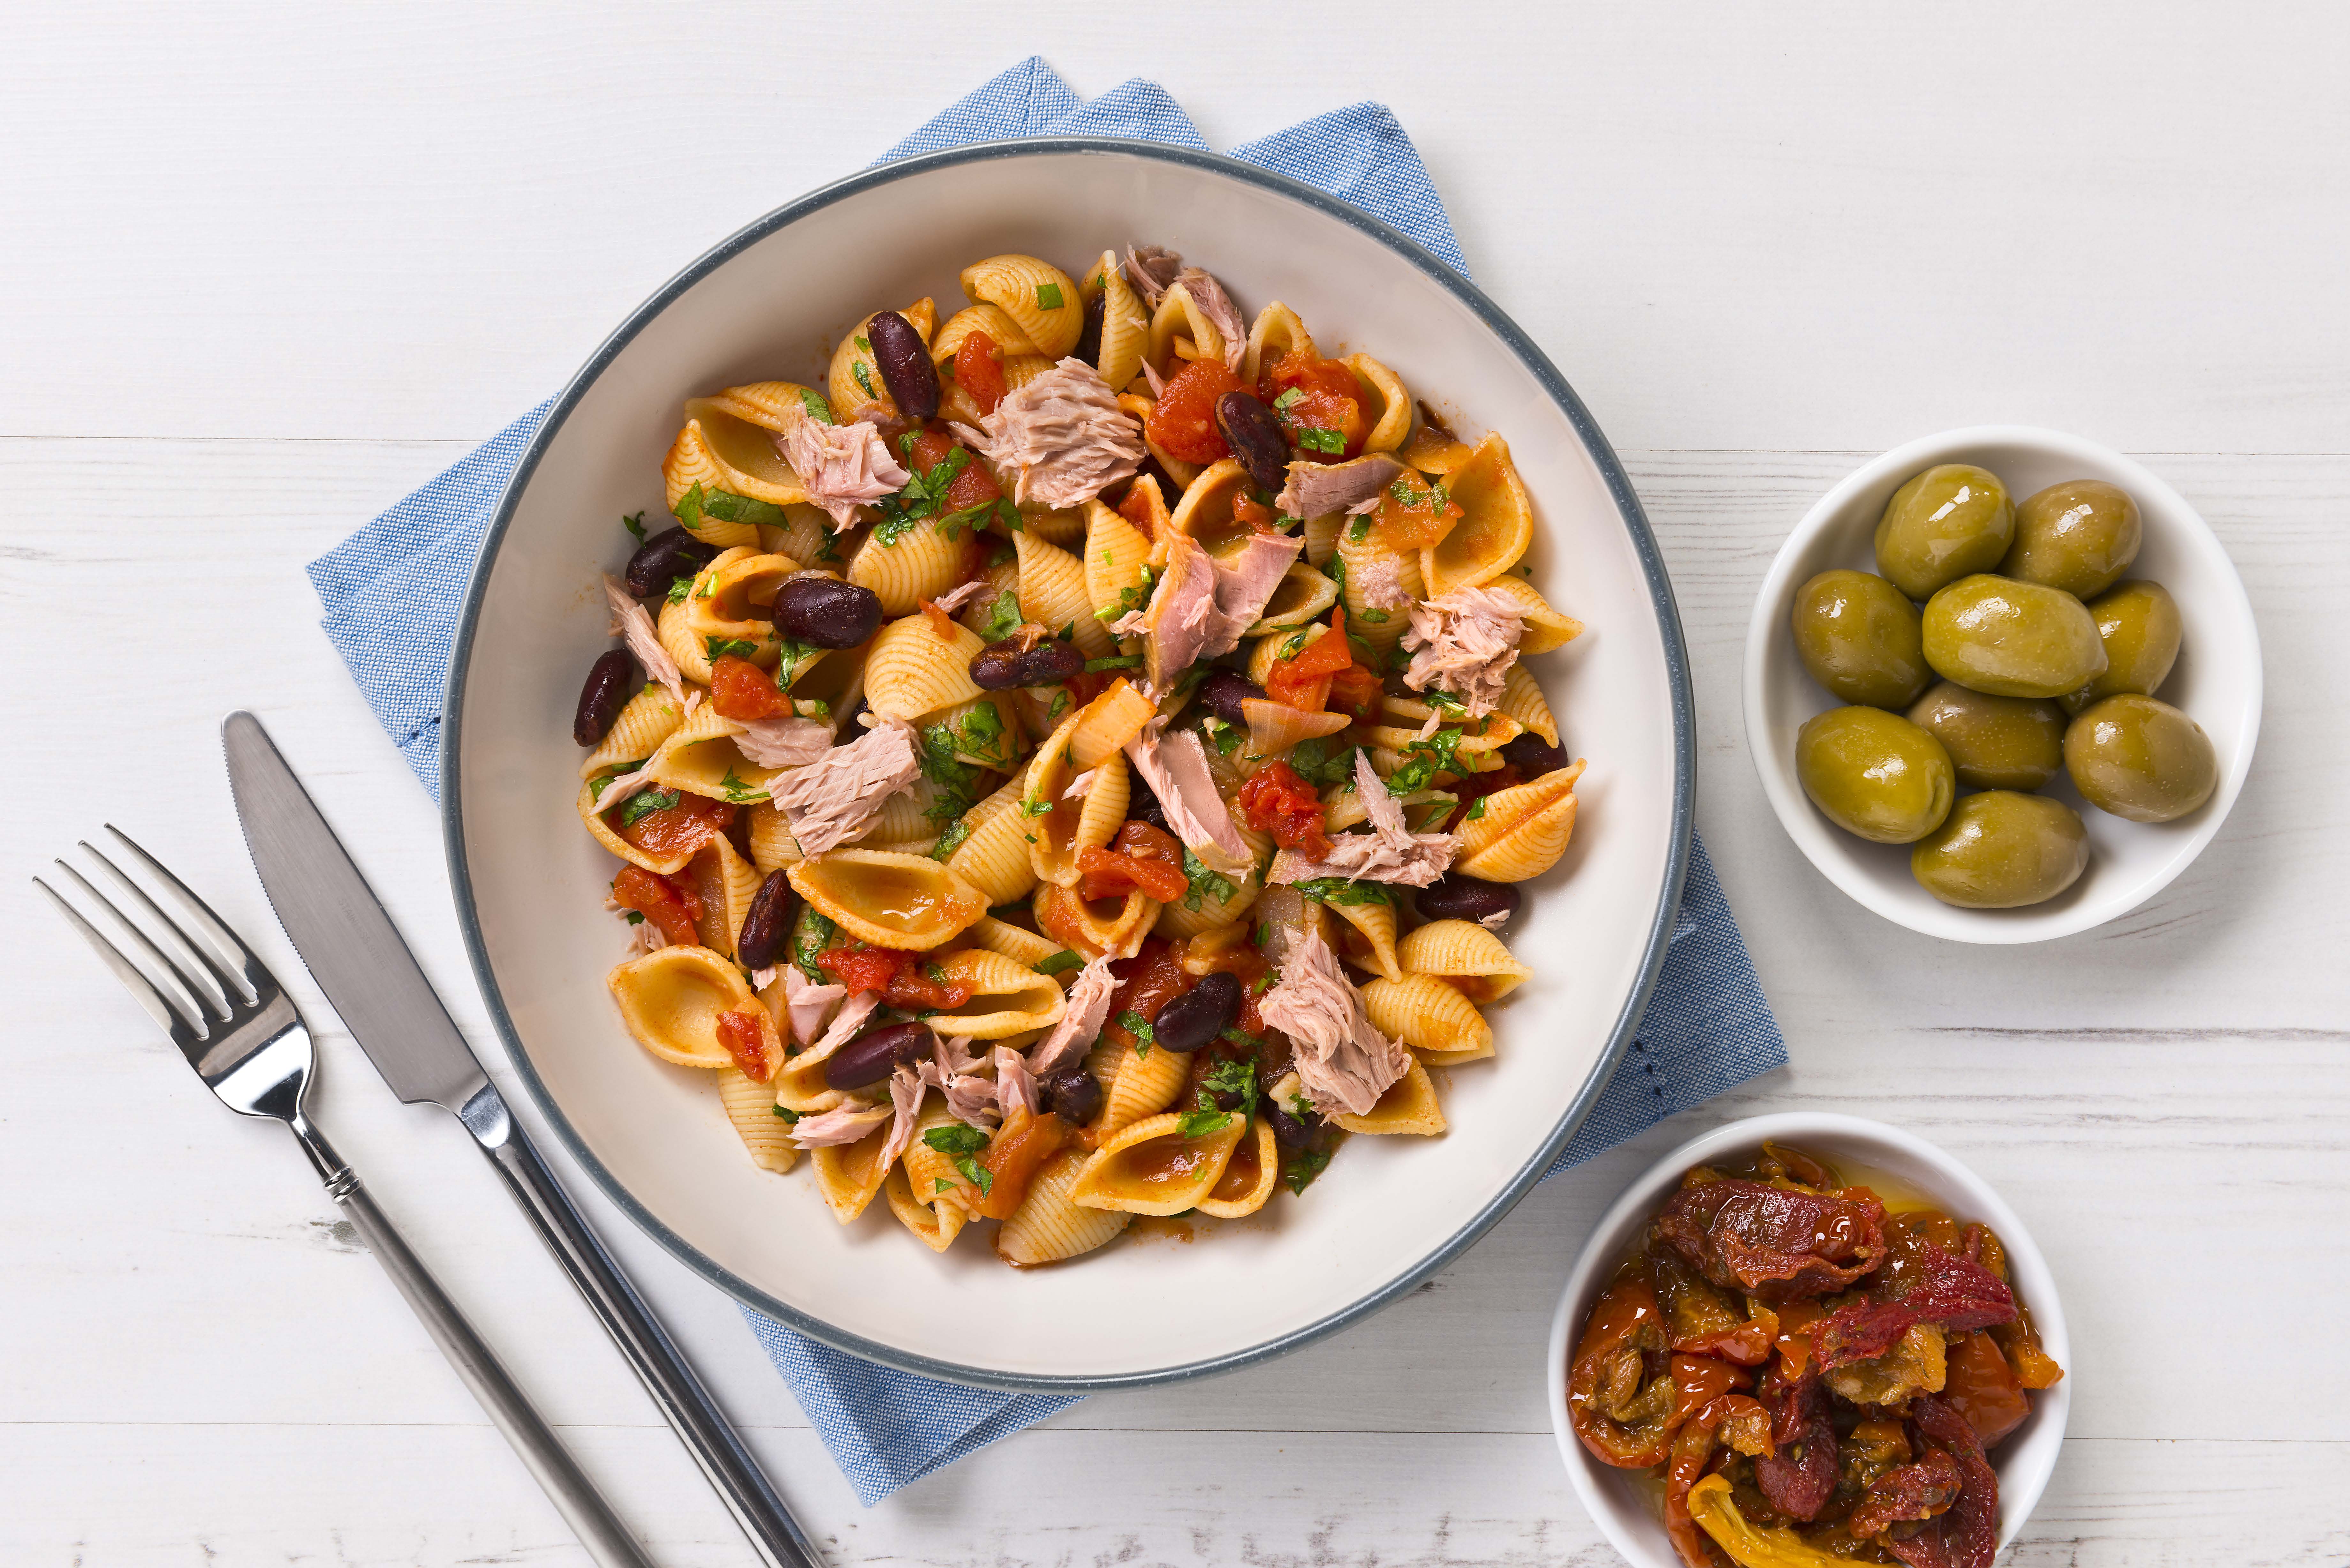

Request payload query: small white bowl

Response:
[1545,1113,2071,1568]
[1743,425,2261,943]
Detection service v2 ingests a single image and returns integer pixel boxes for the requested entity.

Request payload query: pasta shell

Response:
[1020,503,1087,547]
[1247,561,1340,637]
[1474,575,1585,654]
[1238,696,1349,772]
[995,1148,1131,1267]
[643,705,780,805]
[1498,664,1558,746]
[883,1165,966,1253]
[899,1095,976,1206]
[745,801,802,873]
[811,1119,895,1224]
[930,302,1037,363]
[1084,1028,1191,1137]
[1078,249,1151,392]
[1121,472,1172,544]
[1336,529,1425,656]
[960,256,1082,358]
[717,1067,799,1173]
[1361,714,1523,761]
[681,834,762,957]
[1398,919,1533,1003]
[1071,1110,1247,1216]
[705,381,831,432]
[827,299,936,418]
[1145,283,1232,379]
[863,614,986,721]
[658,420,765,548]
[1331,1055,1447,1135]
[1399,417,1474,477]
[1325,785,1454,835]
[1363,974,1494,1067]
[1243,301,1314,387]
[1154,824,1269,939]
[580,685,688,779]
[1303,511,1342,569]
[849,515,968,616]
[1034,883,1157,963]
[1345,354,1412,453]
[1012,529,1113,658]
[925,948,1067,1040]
[943,770,1041,907]
[606,946,757,1069]
[1454,761,1587,883]
[1000,353,1057,392]
[1422,433,1533,595]
[678,399,814,509]
[788,849,988,951]
[578,780,691,875]
[1327,896,1404,983]
[932,692,1026,770]
[683,548,805,642]
[1193,1117,1279,1219]
[1083,499,1154,632]
[762,503,844,570]
[960,913,1074,982]
[1166,458,1255,561]
[1024,716,1129,887]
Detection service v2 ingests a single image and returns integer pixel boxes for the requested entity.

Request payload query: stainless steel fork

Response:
[36,828,656,1568]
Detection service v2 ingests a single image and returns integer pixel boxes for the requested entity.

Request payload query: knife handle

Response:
[285,1112,656,1568]
[457,1086,822,1568]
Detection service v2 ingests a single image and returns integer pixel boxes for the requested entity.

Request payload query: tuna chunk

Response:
[977,358,1146,510]
[766,717,921,857]
[878,1063,927,1165]
[805,991,881,1064]
[1139,531,1306,690]
[603,575,686,706]
[1402,585,1527,719]
[1258,928,1409,1119]
[589,757,658,816]
[993,1046,1039,1118]
[1270,751,1457,888]
[788,1100,893,1149]
[1024,953,1118,1077]
[1274,454,1404,520]
[1355,552,1412,611]
[773,409,911,530]
[1123,244,1182,309]
[1125,717,1252,874]
[927,579,990,615]
[732,715,833,769]
[780,965,847,1047]
[1173,267,1248,373]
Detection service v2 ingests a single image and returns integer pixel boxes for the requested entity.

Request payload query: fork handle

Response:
[287,1112,658,1568]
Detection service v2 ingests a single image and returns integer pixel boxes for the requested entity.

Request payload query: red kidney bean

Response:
[1215,391,1290,491]
[734,871,792,971]
[1038,1067,1101,1125]
[866,311,939,420]
[1151,972,1241,1055]
[823,1021,931,1090]
[772,577,882,649]
[1196,668,1265,724]
[1412,874,1520,926]
[832,695,867,744]
[1126,775,1169,834]
[969,636,1086,690]
[622,526,718,600]
[1075,289,1107,367]
[573,650,635,746]
[1501,731,1567,777]
[1264,1094,1323,1150]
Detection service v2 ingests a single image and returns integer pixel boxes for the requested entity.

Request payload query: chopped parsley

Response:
[853,334,872,355]
[1283,1147,1333,1195]
[929,819,974,862]
[621,510,647,542]
[792,909,838,982]
[872,447,970,545]
[1273,388,1303,411]
[772,637,822,689]
[1346,513,1373,543]
[1044,689,1073,727]
[1198,1058,1258,1119]
[620,909,644,925]
[934,1177,955,1194]
[674,481,782,531]
[941,701,1017,769]
[1035,282,1065,310]
[1292,878,1393,908]
[587,762,647,803]
[940,494,1023,538]
[1279,626,1314,659]
[1298,427,1346,455]
[1465,797,1488,821]
[716,767,767,804]
[1117,1009,1156,1055]
[1094,563,1156,623]
[1325,551,1348,595]
[666,576,693,606]
[1424,689,1468,714]
[980,589,1024,643]
[1386,728,1467,794]
[1181,847,1237,913]
[1176,1107,1232,1140]
[1202,716,1244,756]
[616,787,679,828]
[1084,654,1141,673]
[915,723,986,826]
[798,388,830,423]
[771,1105,799,1123]
[1035,950,1085,976]
[1287,735,1361,788]
[922,1123,993,1194]
[704,636,760,663]
[852,360,877,401]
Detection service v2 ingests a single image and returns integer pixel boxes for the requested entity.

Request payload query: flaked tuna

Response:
[603,575,687,706]
[993,1046,1039,1119]
[1355,552,1412,611]
[1138,531,1305,690]
[1125,717,1251,874]
[773,409,910,530]
[1403,585,1527,718]
[977,358,1146,510]
[879,1063,926,1165]
[806,991,881,1062]
[1024,953,1118,1077]
[927,579,990,615]
[781,965,848,1047]
[1258,928,1408,1119]
[1173,267,1248,373]
[732,715,834,769]
[1123,244,1182,309]
[766,717,921,857]
[1274,454,1404,520]
[788,1100,893,1149]
[1270,751,1458,888]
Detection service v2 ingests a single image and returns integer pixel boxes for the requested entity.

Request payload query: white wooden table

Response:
[6,7,2345,1563]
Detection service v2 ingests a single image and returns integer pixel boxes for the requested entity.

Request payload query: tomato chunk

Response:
[884,961,974,1013]
[970,1107,1069,1219]
[1263,610,1358,712]
[1262,351,1366,460]
[709,655,793,721]
[611,791,733,862]
[1371,472,1464,552]
[715,1006,784,1082]
[611,864,703,949]
[953,330,1006,414]
[1237,759,1332,859]
[1145,360,1239,464]
[1324,662,1384,722]
[1077,821,1190,904]
[816,943,911,997]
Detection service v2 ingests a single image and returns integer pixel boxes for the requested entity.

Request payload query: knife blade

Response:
[223,710,820,1568]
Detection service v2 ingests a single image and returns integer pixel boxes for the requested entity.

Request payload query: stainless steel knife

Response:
[224,710,819,1568]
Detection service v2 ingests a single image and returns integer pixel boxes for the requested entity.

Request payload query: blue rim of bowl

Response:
[441,136,1695,1393]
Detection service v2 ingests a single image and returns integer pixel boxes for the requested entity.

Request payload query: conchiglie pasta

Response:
[789,849,988,951]
[1345,354,1412,453]
[1423,433,1534,595]
[717,1067,799,1172]
[1473,574,1585,654]
[1498,664,1558,745]
[849,516,968,615]
[995,1148,1131,1267]
[883,1165,966,1253]
[1124,391,1201,494]
[863,614,986,721]
[1167,458,1253,560]
[1067,679,1156,768]
[1082,499,1153,631]
[1024,719,1129,886]
[659,417,779,547]
[745,801,802,873]
[1035,883,1157,962]
[1014,529,1113,657]
[827,299,936,418]
[1453,760,1585,883]
[924,948,1066,1039]
[683,834,762,957]
[1071,1110,1248,1216]
[943,772,1040,907]
[1336,530,1425,656]
[642,705,780,805]
[606,945,757,1069]
[931,302,1036,363]
[1154,825,1269,939]
[1193,1117,1279,1219]
[581,685,687,778]
[656,596,719,684]
[1325,894,1403,983]
[899,1096,977,1206]
[1303,511,1342,569]
[1332,1055,1447,1135]
[959,914,1072,981]
[1363,974,1494,1067]
[1247,562,1339,637]
[812,1120,895,1224]
[1085,1032,1190,1137]
[762,503,840,570]
[704,380,830,433]
[1244,301,1314,386]
[1398,919,1533,1002]
[683,548,804,642]
[578,780,691,875]
[960,255,1081,358]
[1078,249,1151,391]
[1146,283,1232,379]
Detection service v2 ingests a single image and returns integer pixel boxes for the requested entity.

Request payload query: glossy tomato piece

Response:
[953,330,1006,414]
[710,655,793,721]
[1145,360,1239,464]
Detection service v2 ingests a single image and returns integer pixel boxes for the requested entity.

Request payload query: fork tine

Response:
[102,824,261,1001]
[76,841,233,1020]
[34,876,196,1036]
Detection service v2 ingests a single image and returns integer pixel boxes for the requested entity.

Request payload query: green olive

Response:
[2000,479,2142,598]
[1790,570,1931,708]
[2063,695,2217,823]
[1910,791,2089,908]
[2060,580,2182,714]
[1905,681,2066,791]
[1921,573,2108,698]
[1795,705,1955,843]
[1873,464,2015,600]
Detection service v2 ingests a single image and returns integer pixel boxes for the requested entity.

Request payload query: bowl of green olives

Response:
[1745,426,2260,943]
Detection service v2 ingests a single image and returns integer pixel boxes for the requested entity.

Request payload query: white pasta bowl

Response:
[444,140,1693,1390]
[1546,1113,2071,1567]
[1744,426,2261,943]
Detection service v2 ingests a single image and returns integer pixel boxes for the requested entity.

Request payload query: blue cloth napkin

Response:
[307,57,1787,1506]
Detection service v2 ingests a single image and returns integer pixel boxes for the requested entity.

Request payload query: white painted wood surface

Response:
[4,6,2345,1563]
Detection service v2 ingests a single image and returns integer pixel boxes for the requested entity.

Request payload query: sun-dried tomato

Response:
[709,654,793,721]
[815,943,912,997]
[1566,1261,1678,1469]
[1654,1177,1890,1301]
[1145,359,1239,464]
[610,865,702,949]
[1849,1443,1966,1543]
[1877,1396,2000,1568]
[1669,1353,1751,1429]
[1662,1392,1774,1568]
[1812,1240,2014,1372]
[1262,350,1366,460]
[1236,759,1332,859]
[1651,1244,1778,1367]
[1370,471,1464,552]
[1117,482,1157,534]
[1103,937,1192,1053]
[1751,1367,1839,1521]
[1077,821,1191,904]
[1940,1329,2032,1447]
[953,330,1006,414]
[714,1007,783,1082]
[610,790,734,862]
[1771,1298,1825,1378]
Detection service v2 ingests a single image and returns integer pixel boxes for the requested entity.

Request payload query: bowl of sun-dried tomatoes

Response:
[1545,1114,2069,1568]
